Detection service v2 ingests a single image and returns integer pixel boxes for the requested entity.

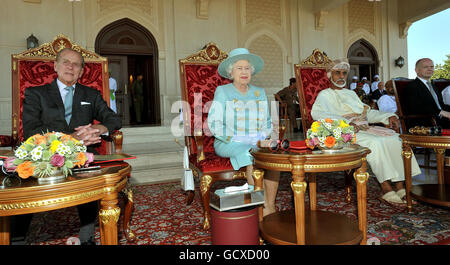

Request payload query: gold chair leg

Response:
[122,184,136,243]
[200,175,213,230]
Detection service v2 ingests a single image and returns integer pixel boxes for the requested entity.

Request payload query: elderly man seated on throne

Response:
[310,59,421,207]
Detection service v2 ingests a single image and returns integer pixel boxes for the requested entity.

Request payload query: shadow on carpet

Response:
[26,172,449,245]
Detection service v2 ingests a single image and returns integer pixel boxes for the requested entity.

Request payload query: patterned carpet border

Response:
[26,172,449,245]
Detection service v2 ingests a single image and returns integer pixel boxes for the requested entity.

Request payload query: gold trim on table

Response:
[0,178,127,211]
[254,159,362,171]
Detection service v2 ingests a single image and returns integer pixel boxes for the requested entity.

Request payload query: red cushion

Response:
[184,64,231,154]
[299,68,331,125]
[189,152,234,172]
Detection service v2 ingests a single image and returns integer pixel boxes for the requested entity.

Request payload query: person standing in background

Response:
[361,77,371,95]
[349,76,358,90]
[371,75,381,93]
[108,72,117,113]
[130,74,144,124]
[275,78,301,133]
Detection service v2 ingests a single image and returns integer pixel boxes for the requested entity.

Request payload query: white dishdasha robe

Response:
[311,88,421,183]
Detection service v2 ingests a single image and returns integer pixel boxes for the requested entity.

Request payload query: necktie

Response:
[426,81,441,110]
[64,86,74,124]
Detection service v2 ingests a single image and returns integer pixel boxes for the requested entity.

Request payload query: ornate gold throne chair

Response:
[1,34,134,242]
[294,49,354,202]
[179,43,250,230]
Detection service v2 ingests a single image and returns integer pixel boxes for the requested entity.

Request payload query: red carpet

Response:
[26,172,449,245]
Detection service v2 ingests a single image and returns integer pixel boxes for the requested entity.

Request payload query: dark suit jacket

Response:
[22,79,122,141]
[371,89,387,101]
[404,78,450,128]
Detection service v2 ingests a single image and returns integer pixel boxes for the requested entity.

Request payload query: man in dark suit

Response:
[371,81,387,102]
[404,58,450,129]
[15,48,121,245]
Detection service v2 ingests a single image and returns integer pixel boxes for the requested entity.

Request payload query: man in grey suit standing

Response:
[15,48,122,245]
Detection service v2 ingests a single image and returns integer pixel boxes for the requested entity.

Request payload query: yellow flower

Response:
[311,121,321,132]
[339,120,349,128]
[25,136,35,145]
[50,140,62,154]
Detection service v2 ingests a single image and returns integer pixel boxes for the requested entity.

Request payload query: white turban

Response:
[327,59,350,79]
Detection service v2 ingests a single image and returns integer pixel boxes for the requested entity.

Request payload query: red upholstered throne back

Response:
[294,49,333,137]
[179,43,237,172]
[183,64,231,155]
[10,34,110,151]
[392,78,417,132]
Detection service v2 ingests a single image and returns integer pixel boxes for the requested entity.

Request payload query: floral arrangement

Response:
[5,132,94,179]
[306,118,356,149]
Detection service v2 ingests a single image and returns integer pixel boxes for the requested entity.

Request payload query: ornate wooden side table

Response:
[251,145,371,245]
[0,162,131,245]
[400,134,450,211]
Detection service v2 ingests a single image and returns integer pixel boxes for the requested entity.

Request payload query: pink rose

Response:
[84,152,95,167]
[342,133,352,143]
[4,157,17,172]
[312,137,319,146]
[50,154,65,167]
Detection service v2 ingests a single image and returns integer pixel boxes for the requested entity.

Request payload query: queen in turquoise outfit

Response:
[208,48,280,216]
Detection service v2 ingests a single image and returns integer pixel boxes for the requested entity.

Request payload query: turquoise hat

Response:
[218,48,264,78]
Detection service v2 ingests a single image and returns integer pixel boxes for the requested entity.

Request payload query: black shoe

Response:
[80,239,96,245]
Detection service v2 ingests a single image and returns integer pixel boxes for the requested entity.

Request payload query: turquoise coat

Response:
[207,83,272,170]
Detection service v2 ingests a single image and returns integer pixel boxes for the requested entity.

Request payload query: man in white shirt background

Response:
[371,75,380,93]
[108,72,118,113]
[361,77,371,95]
[377,80,397,113]
[349,76,358,90]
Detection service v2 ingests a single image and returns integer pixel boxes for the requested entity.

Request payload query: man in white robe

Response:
[311,59,421,206]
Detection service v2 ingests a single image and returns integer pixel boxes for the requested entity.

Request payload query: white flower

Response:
[76,145,87,153]
[324,122,332,130]
[56,144,71,155]
[318,136,326,143]
[15,148,28,159]
[333,128,342,138]
[30,146,44,161]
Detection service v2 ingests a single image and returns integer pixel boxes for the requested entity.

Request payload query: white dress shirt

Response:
[56,78,75,104]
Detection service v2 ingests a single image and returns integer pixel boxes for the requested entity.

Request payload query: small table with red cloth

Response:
[400,134,450,211]
[251,144,371,245]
